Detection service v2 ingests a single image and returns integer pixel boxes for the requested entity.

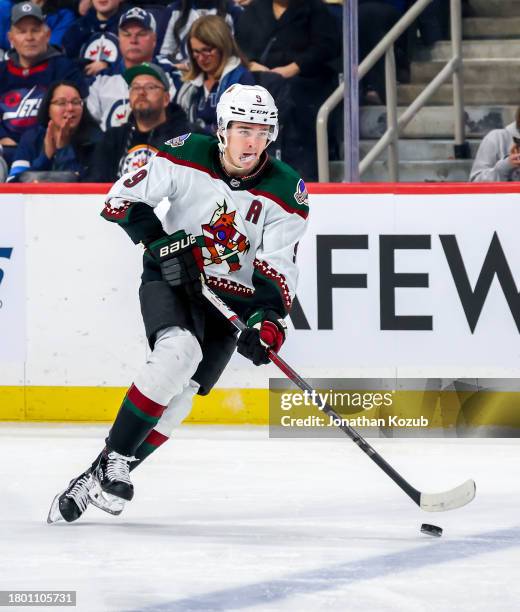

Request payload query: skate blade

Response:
[46,491,64,524]
[89,482,125,516]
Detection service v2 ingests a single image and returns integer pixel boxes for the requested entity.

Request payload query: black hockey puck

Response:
[420,523,443,537]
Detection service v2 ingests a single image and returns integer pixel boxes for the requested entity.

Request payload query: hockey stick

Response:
[202,282,476,512]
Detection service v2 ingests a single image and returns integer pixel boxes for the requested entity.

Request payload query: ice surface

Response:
[0,424,519,612]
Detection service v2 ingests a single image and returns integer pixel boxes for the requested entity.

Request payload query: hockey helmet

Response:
[216,84,279,150]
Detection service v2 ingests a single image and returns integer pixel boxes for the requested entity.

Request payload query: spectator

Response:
[62,0,126,78]
[8,79,100,180]
[176,15,253,135]
[236,0,340,180]
[87,7,179,131]
[160,0,242,62]
[0,2,85,165]
[1,0,76,52]
[470,111,520,182]
[86,62,188,181]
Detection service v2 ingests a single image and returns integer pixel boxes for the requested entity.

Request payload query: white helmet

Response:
[216,84,279,151]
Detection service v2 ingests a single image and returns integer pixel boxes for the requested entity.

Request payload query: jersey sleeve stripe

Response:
[249,188,309,220]
[156,150,218,179]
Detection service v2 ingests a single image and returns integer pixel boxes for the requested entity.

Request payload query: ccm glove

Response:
[237,310,287,366]
[148,230,203,296]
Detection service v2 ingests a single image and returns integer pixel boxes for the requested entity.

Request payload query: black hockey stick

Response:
[202,283,476,512]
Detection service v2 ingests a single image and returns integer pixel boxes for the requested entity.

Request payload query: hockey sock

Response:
[106,384,167,456]
[130,429,169,471]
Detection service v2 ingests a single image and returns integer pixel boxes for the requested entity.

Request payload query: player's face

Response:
[129,75,168,114]
[93,0,121,16]
[190,37,222,76]
[48,85,84,129]
[8,18,50,62]
[119,23,156,64]
[224,122,270,174]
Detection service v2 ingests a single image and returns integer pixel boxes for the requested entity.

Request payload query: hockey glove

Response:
[237,310,287,366]
[147,230,203,297]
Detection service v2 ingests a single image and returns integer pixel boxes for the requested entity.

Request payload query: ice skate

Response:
[47,470,93,524]
[94,449,135,501]
[88,478,126,515]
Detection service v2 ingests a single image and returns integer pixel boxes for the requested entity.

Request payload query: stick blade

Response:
[420,479,476,512]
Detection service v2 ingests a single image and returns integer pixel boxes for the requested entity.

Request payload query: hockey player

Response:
[47,83,309,524]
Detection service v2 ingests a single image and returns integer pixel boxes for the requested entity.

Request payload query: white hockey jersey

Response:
[102,133,309,316]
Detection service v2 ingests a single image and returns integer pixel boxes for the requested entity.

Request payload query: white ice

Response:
[0,424,519,612]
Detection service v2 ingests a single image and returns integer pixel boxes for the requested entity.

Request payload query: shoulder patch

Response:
[294,178,308,206]
[164,133,191,148]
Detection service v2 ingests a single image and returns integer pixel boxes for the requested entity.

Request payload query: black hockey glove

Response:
[147,230,204,297]
[237,310,287,366]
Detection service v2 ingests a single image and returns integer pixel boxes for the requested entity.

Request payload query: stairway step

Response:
[329,160,472,183]
[467,0,520,18]
[397,83,520,106]
[360,105,516,139]
[359,139,481,161]
[463,16,520,38]
[414,39,520,61]
[411,59,520,85]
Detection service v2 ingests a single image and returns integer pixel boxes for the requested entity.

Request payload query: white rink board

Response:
[1,190,520,387]
[285,192,520,370]
[0,195,25,361]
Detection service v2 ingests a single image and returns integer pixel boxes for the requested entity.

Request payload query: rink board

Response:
[1,182,520,422]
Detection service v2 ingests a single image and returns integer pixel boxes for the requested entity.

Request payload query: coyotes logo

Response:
[199,201,249,272]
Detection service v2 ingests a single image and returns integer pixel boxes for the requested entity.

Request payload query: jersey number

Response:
[123,168,147,188]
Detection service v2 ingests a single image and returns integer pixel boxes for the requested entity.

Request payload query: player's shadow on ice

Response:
[123,525,520,612]
[60,520,417,545]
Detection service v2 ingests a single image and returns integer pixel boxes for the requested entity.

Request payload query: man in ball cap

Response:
[87,7,181,131]
[86,62,189,181]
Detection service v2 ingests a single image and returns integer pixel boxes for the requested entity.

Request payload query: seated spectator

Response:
[0,2,85,165]
[86,62,188,181]
[470,111,520,182]
[7,79,100,180]
[87,7,179,130]
[62,0,125,79]
[236,0,340,180]
[1,0,76,51]
[160,0,242,62]
[176,15,253,135]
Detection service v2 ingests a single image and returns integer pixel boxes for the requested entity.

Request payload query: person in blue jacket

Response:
[175,14,253,135]
[8,79,101,180]
[0,2,86,165]
[61,0,126,78]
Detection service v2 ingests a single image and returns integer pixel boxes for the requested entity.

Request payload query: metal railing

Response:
[316,0,465,182]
